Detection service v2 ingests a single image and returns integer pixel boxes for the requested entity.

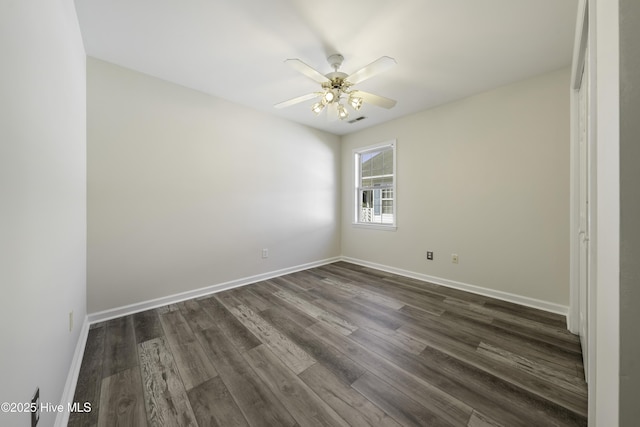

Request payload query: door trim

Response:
[569,0,598,423]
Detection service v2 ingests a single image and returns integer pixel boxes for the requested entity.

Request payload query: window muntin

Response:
[354,142,396,227]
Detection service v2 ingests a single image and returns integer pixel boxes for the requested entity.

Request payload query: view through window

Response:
[354,141,396,227]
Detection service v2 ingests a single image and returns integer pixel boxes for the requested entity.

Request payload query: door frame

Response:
[568,0,597,417]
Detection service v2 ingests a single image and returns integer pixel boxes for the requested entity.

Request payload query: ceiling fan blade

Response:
[274,92,320,109]
[285,59,330,84]
[352,90,397,109]
[346,56,396,85]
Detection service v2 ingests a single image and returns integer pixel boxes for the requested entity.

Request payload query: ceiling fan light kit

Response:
[275,54,397,121]
[322,90,335,104]
[337,104,349,120]
[349,94,363,111]
[311,102,324,115]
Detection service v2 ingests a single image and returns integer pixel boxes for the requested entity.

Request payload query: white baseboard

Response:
[88,254,568,324]
[340,256,569,317]
[55,315,90,427]
[88,257,341,324]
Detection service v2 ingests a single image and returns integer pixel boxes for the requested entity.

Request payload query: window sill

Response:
[352,222,397,231]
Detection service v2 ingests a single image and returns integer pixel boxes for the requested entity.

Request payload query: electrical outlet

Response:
[452,253,459,264]
[261,248,269,259]
[69,311,73,332]
[31,387,40,427]
[426,251,433,260]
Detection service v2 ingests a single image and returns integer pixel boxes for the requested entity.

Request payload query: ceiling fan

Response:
[274,54,397,121]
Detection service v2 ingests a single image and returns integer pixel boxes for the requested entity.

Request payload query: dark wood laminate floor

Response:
[69,261,587,427]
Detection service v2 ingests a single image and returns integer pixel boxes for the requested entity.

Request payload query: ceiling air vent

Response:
[347,116,366,124]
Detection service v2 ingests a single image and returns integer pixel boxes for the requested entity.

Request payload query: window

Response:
[354,141,396,228]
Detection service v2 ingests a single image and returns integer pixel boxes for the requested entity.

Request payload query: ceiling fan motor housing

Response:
[324,72,349,90]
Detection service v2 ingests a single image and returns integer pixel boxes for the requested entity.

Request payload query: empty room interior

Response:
[2,0,638,426]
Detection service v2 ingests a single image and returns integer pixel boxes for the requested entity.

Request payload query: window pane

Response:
[359,189,374,222]
[360,147,392,178]
[372,154,383,176]
[383,150,393,174]
[358,189,394,224]
[360,155,371,177]
[355,142,395,226]
[374,189,381,215]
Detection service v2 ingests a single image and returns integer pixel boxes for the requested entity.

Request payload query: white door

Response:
[577,63,590,377]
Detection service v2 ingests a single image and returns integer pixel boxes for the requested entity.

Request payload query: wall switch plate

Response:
[426,251,433,260]
[452,254,459,264]
[31,387,40,427]
[261,248,269,259]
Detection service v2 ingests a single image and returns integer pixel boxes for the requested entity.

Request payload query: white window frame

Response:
[353,140,397,230]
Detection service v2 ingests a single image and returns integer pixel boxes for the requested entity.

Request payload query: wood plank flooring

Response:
[69,262,587,427]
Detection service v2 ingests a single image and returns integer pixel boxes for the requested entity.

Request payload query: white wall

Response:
[87,58,341,313]
[341,68,571,308]
[0,1,87,426]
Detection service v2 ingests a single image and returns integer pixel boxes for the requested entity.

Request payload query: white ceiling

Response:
[74,0,578,136]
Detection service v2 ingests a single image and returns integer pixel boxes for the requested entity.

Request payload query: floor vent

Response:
[347,116,366,124]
